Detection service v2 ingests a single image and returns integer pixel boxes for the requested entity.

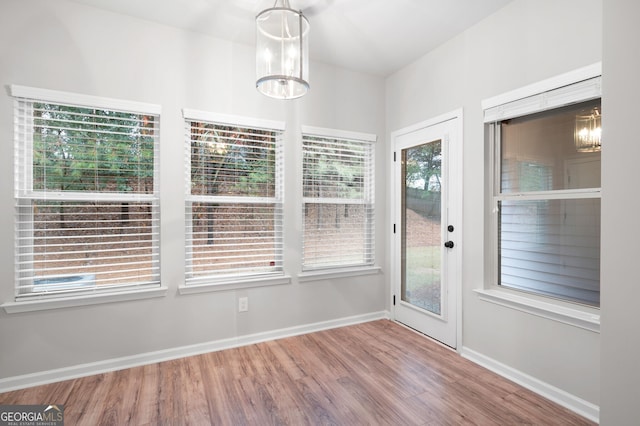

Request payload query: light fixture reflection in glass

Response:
[256,0,309,100]
[574,107,602,152]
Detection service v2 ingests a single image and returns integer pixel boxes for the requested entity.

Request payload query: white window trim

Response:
[11,85,162,115]
[178,274,292,295]
[480,63,602,332]
[297,266,382,283]
[481,63,602,118]
[474,288,600,332]
[182,109,285,132]
[9,85,162,309]
[301,125,378,143]
[2,286,168,314]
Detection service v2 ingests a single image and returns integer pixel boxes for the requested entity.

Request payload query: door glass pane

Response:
[401,140,442,315]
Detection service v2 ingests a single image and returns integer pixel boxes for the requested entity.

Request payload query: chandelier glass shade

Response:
[574,107,602,152]
[256,1,310,99]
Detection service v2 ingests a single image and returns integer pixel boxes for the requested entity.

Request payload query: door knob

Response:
[444,241,454,248]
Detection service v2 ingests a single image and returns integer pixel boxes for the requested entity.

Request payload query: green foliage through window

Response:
[302,136,367,200]
[189,122,276,198]
[33,103,155,194]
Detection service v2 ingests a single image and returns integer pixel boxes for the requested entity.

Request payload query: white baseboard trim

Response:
[0,310,390,393]
[460,346,599,424]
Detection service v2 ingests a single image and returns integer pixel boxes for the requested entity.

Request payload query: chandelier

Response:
[256,0,310,99]
[574,107,601,152]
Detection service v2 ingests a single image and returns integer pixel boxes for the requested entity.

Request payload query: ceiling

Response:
[70,0,512,77]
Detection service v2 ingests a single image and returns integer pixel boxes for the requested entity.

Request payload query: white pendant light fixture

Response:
[256,0,310,99]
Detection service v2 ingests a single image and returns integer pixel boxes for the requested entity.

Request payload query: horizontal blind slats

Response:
[18,260,160,276]
[14,93,160,299]
[22,101,156,196]
[185,117,284,281]
[188,133,277,144]
[188,119,278,200]
[301,131,375,270]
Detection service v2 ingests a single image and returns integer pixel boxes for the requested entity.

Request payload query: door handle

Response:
[444,241,454,248]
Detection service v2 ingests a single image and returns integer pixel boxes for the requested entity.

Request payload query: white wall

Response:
[600,1,640,424]
[386,0,602,410]
[0,0,387,379]
[8,1,638,422]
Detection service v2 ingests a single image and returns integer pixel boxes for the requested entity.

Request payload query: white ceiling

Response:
[70,0,512,76]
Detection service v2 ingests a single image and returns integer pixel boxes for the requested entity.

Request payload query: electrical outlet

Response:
[238,296,248,312]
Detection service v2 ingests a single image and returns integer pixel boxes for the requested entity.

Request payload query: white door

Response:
[391,113,462,348]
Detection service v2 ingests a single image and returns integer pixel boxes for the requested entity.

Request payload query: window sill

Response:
[179,275,292,295]
[2,286,168,314]
[298,266,382,283]
[474,288,600,333]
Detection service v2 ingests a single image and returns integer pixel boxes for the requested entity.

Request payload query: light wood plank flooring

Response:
[0,320,594,425]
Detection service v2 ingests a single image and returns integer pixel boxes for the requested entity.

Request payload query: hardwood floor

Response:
[0,320,594,425]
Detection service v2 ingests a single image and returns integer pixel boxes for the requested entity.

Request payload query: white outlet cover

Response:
[238,297,248,312]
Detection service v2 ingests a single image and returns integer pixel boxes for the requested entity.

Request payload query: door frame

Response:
[389,109,463,351]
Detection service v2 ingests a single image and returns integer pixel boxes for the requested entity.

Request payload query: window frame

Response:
[299,125,378,278]
[180,109,290,294]
[478,64,602,332]
[3,85,166,313]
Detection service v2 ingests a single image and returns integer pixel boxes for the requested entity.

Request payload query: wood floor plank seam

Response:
[0,320,594,425]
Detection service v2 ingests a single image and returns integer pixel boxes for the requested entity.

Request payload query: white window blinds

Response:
[184,110,284,283]
[12,86,161,299]
[301,127,376,270]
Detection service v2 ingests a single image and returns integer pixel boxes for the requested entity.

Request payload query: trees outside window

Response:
[301,128,375,270]
[184,111,284,284]
[13,88,160,298]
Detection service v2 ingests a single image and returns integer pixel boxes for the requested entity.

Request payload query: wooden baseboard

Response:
[460,346,599,423]
[0,310,390,393]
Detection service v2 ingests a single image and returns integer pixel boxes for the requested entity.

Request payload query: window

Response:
[485,74,601,307]
[301,126,376,270]
[12,86,160,300]
[184,110,284,285]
